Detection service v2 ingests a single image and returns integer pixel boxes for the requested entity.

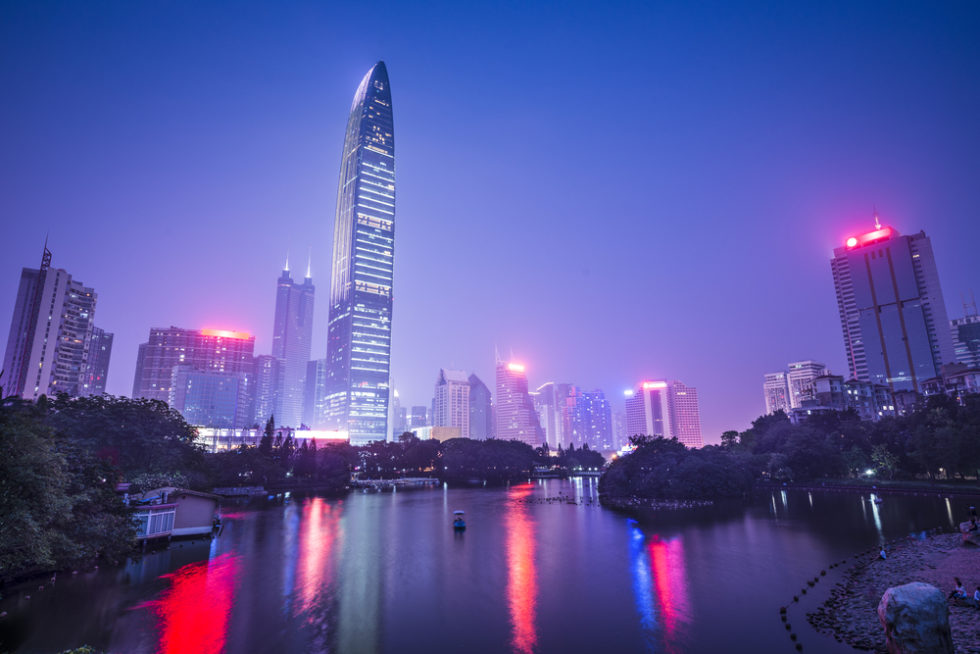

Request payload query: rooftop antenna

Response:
[40,234,52,271]
[873,205,882,231]
[305,247,312,279]
[284,251,290,272]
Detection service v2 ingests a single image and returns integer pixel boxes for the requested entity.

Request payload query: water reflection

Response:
[138,552,239,654]
[629,524,690,652]
[507,483,538,653]
[296,498,340,619]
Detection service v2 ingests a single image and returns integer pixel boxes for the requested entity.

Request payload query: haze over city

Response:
[2,1,979,441]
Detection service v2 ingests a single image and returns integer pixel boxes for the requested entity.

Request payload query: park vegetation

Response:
[0,389,604,584]
[599,393,980,506]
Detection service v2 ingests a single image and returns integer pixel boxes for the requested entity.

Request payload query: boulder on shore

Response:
[959,520,979,546]
[877,582,953,654]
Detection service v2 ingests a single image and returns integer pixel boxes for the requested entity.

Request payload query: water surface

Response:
[0,480,972,653]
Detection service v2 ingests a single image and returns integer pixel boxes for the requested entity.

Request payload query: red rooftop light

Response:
[201,328,251,340]
[642,381,667,390]
[845,226,893,249]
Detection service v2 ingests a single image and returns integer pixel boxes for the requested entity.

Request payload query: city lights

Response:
[507,362,526,373]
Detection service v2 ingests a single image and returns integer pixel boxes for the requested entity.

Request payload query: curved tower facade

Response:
[324,62,395,443]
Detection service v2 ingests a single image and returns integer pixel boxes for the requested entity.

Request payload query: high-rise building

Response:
[831,220,955,392]
[323,61,396,445]
[763,371,791,414]
[132,327,255,403]
[80,327,113,396]
[495,361,545,447]
[950,308,980,369]
[2,244,110,400]
[667,380,703,448]
[625,381,671,439]
[468,373,493,440]
[625,380,702,447]
[252,355,281,425]
[410,405,428,427]
[531,382,573,449]
[170,366,252,428]
[787,361,827,409]
[303,358,328,428]
[433,369,470,436]
[568,389,614,451]
[271,261,315,427]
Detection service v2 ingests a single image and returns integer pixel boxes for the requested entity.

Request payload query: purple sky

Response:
[2,1,979,442]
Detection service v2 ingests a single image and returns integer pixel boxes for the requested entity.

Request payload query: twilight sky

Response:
[2,1,979,442]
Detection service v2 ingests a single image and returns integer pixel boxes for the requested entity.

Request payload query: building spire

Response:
[873,205,882,231]
[305,248,312,279]
[284,251,290,273]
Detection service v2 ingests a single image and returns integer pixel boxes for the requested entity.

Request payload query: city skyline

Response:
[2,2,979,441]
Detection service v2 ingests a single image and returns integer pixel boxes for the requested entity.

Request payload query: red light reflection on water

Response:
[139,552,239,654]
[295,497,339,618]
[506,484,538,654]
[648,537,689,640]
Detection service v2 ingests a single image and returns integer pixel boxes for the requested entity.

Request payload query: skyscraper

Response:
[531,381,573,449]
[132,327,254,403]
[567,389,614,451]
[303,358,328,427]
[667,380,703,448]
[2,244,111,400]
[762,371,791,414]
[81,327,113,396]
[324,61,395,444]
[468,373,493,440]
[170,366,252,428]
[625,380,702,447]
[432,369,470,436]
[786,361,827,409]
[252,354,281,425]
[831,220,955,392]
[271,261,315,427]
[950,302,980,368]
[495,361,545,447]
[625,381,671,440]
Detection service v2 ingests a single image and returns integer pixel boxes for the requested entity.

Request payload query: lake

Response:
[0,480,973,653]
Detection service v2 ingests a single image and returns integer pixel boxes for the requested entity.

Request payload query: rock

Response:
[958,521,979,546]
[877,582,953,654]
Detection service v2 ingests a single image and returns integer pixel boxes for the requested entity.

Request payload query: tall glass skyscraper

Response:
[831,222,954,392]
[271,262,314,428]
[324,62,395,444]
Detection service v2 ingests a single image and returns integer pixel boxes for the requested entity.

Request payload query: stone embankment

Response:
[808,532,980,653]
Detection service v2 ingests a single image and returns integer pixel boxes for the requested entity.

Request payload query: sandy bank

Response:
[809,532,980,653]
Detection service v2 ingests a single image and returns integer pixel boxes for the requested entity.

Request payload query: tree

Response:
[258,416,274,458]
[720,430,739,449]
[871,444,899,480]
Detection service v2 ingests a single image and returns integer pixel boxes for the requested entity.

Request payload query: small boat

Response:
[453,510,466,531]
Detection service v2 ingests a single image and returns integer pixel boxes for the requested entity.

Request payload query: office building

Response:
[323,62,396,444]
[495,361,545,447]
[763,371,791,415]
[433,369,470,436]
[271,261,315,428]
[409,405,428,427]
[787,361,827,409]
[468,373,493,440]
[252,355,281,426]
[303,358,328,428]
[132,327,254,403]
[951,312,980,369]
[568,389,614,451]
[831,220,955,392]
[2,244,111,399]
[625,380,703,447]
[668,380,703,448]
[531,381,573,449]
[170,366,252,428]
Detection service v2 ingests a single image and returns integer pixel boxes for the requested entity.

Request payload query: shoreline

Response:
[808,532,980,653]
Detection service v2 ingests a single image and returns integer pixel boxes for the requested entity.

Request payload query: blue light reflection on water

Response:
[629,520,658,651]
